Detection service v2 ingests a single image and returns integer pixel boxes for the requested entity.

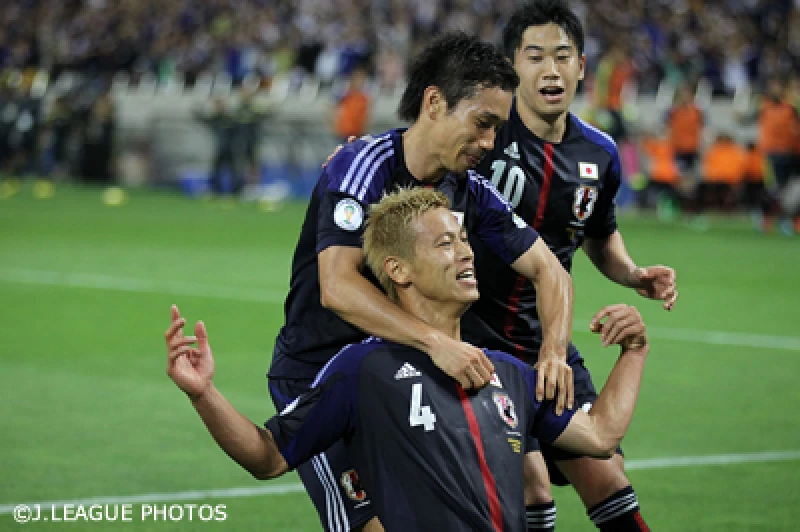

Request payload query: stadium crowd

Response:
[0,0,796,92]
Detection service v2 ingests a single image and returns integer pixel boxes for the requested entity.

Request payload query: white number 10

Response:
[409,383,436,431]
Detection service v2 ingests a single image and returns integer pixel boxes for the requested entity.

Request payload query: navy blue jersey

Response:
[266,338,575,532]
[463,105,621,362]
[269,128,539,378]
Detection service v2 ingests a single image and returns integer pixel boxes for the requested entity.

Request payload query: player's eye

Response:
[476,120,491,130]
[528,56,543,62]
[438,238,453,247]
[557,55,571,62]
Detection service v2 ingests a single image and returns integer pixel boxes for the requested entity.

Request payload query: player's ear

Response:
[423,86,446,120]
[385,256,412,286]
[578,54,586,81]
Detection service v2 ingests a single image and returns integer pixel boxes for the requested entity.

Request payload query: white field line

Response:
[1,450,799,514]
[0,268,285,304]
[2,268,799,351]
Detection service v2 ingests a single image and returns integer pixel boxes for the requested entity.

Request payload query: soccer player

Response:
[464,1,678,530]
[165,187,652,532]
[269,33,574,531]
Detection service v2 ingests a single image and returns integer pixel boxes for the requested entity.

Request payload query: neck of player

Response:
[398,293,468,342]
[402,126,449,183]
[516,98,569,143]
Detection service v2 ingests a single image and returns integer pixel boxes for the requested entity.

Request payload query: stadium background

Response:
[1,0,799,530]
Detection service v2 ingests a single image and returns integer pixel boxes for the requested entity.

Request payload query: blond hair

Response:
[363,187,451,302]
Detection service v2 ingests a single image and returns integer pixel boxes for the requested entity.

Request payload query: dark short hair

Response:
[397,32,519,122]
[502,0,585,58]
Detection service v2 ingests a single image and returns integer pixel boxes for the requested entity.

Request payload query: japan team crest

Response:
[341,469,368,502]
[573,185,598,222]
[492,391,518,429]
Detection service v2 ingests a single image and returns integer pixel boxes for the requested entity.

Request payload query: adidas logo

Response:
[504,142,520,160]
[394,362,421,380]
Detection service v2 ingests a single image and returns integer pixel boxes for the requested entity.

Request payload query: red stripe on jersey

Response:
[457,385,503,532]
[503,276,528,358]
[533,143,555,230]
[503,143,556,359]
[634,511,650,531]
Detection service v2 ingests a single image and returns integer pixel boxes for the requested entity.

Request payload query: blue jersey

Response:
[463,106,621,363]
[266,339,575,532]
[269,128,539,378]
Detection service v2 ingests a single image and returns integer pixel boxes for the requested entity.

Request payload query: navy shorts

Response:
[269,377,376,531]
[526,344,623,486]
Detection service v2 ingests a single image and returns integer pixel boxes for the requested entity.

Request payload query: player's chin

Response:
[455,284,480,302]
[536,101,568,118]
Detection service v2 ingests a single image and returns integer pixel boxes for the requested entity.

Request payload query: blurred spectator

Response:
[5,82,42,178]
[79,91,114,184]
[41,95,74,179]
[639,129,684,218]
[741,141,769,224]
[666,82,704,178]
[234,86,268,186]
[194,97,242,195]
[592,40,633,141]
[757,76,800,233]
[332,65,370,141]
[697,133,746,213]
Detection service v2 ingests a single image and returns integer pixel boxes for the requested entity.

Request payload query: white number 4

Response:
[409,383,436,431]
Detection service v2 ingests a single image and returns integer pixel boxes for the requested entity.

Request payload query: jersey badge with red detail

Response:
[492,391,518,429]
[490,373,503,388]
[579,162,598,179]
[341,469,368,502]
[573,185,598,223]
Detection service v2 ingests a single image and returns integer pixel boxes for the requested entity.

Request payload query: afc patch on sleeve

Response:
[333,198,364,231]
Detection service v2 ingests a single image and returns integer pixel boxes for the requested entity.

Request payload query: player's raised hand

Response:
[632,265,678,310]
[427,333,494,390]
[589,304,648,353]
[534,348,573,415]
[165,305,215,400]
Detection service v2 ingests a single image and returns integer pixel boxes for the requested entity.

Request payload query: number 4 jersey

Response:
[464,103,622,362]
[266,337,574,532]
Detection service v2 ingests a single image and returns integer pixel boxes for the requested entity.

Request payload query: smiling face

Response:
[430,85,512,174]
[512,23,585,122]
[405,207,479,305]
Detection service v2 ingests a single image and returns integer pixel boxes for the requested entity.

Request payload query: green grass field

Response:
[1,182,799,531]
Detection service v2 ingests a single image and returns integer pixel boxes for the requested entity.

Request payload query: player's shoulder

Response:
[484,349,531,375]
[569,114,619,155]
[324,130,399,196]
[317,337,389,381]
[466,169,513,210]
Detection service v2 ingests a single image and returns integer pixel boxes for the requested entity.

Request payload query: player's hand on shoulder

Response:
[427,332,494,390]
[534,349,574,415]
[589,304,648,354]
[165,304,215,400]
[632,265,678,311]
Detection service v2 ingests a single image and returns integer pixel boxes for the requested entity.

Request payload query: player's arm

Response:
[470,175,574,410]
[165,305,288,480]
[191,386,288,480]
[509,240,574,410]
[583,231,678,311]
[319,245,493,389]
[549,304,649,457]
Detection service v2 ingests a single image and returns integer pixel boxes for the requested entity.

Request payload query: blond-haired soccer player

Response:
[166,187,650,532]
